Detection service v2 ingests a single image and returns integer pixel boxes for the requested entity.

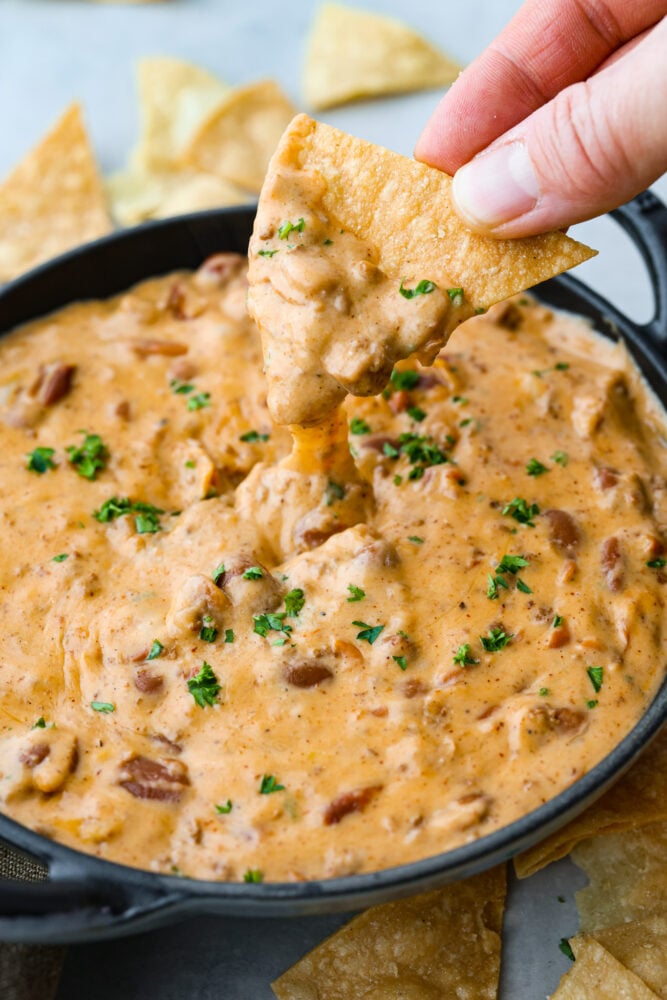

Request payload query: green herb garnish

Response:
[446,287,464,304]
[240,430,269,442]
[260,774,285,794]
[91,701,115,713]
[350,416,371,435]
[647,558,667,568]
[200,615,218,643]
[399,279,436,299]
[453,643,477,666]
[393,655,408,670]
[187,392,210,411]
[66,432,108,481]
[243,566,264,580]
[497,555,529,574]
[26,447,56,474]
[212,563,226,586]
[538,687,550,697]
[284,588,305,616]
[52,553,69,563]
[553,615,564,628]
[408,535,424,544]
[407,406,426,422]
[587,665,604,693]
[170,379,194,395]
[278,218,305,239]
[587,699,599,709]
[552,451,569,466]
[258,249,279,257]
[93,497,164,534]
[502,497,539,527]
[147,640,164,660]
[390,369,420,390]
[224,628,235,643]
[244,869,264,883]
[352,620,385,645]
[215,800,233,814]
[481,628,512,652]
[347,584,365,602]
[516,578,532,594]
[559,939,575,962]
[325,480,346,505]
[187,661,221,708]
[33,717,47,729]
[253,612,292,639]
[526,458,548,476]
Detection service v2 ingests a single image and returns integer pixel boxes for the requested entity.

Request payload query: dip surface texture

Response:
[0,259,665,882]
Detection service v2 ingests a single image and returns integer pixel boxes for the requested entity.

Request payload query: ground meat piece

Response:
[544,509,581,556]
[594,466,619,490]
[33,362,76,406]
[601,536,624,591]
[388,390,411,414]
[193,253,245,290]
[495,302,523,330]
[293,517,348,551]
[323,785,382,826]
[134,669,164,694]
[546,706,587,733]
[119,756,189,802]
[19,743,50,767]
[283,661,334,688]
[129,338,188,357]
[546,622,571,648]
[167,573,229,635]
[215,554,283,613]
[362,435,401,454]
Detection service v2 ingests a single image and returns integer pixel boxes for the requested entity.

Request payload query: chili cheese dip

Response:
[0,255,665,882]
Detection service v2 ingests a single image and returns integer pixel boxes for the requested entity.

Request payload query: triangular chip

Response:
[247,113,596,425]
[106,166,249,225]
[0,103,111,283]
[305,3,462,109]
[185,80,297,193]
[152,172,250,218]
[131,57,230,171]
[272,865,506,1000]
[594,916,667,998]
[515,724,667,879]
[549,935,662,999]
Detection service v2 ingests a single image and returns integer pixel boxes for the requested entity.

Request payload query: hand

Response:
[415,0,667,237]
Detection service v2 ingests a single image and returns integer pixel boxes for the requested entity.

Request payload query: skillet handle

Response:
[610,190,667,346]
[0,876,182,943]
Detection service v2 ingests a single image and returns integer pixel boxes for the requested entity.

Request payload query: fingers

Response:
[449,17,667,237]
[415,0,667,174]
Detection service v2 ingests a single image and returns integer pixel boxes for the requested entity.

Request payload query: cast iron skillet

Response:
[0,194,666,944]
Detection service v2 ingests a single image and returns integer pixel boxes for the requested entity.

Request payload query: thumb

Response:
[450,16,667,238]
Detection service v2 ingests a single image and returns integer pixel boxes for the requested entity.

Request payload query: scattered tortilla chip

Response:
[572,821,667,932]
[107,166,248,225]
[272,865,506,1000]
[549,935,661,999]
[515,724,667,878]
[248,113,595,424]
[152,173,249,218]
[185,80,297,193]
[305,3,462,109]
[131,57,229,171]
[0,103,111,283]
[594,916,667,999]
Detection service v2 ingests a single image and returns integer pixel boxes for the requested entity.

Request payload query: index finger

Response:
[415,0,666,173]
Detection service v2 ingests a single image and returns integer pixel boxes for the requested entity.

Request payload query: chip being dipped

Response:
[247,114,596,426]
[272,866,506,1000]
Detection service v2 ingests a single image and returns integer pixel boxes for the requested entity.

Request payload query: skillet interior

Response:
[0,198,666,943]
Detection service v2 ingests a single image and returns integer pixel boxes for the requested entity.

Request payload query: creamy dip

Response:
[0,258,665,882]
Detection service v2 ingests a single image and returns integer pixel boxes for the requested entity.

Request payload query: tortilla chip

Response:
[593,916,667,999]
[305,3,462,110]
[515,724,667,878]
[132,57,229,171]
[107,165,249,225]
[185,80,297,193]
[0,104,111,283]
[272,865,506,1000]
[153,173,250,218]
[549,935,661,999]
[572,821,667,931]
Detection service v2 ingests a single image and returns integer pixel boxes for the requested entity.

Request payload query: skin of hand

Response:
[415,0,667,238]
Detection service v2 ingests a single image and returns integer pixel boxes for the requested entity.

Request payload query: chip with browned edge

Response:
[272,865,506,1000]
[185,80,297,193]
[248,114,595,425]
[0,104,111,283]
[549,934,661,999]
[515,725,667,878]
[592,916,667,998]
[305,3,462,109]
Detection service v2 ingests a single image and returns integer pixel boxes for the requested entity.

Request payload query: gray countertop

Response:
[0,2,665,997]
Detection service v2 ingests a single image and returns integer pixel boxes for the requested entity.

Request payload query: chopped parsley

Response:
[66,432,108,481]
[497,555,529,575]
[187,661,221,708]
[452,395,468,406]
[446,287,464,305]
[533,362,570,377]
[243,566,264,580]
[516,578,532,594]
[147,640,164,660]
[587,665,604,693]
[553,615,564,628]
[552,451,569,467]
[212,563,226,586]
[258,249,279,257]
[184,460,196,469]
[240,430,269,443]
[408,535,424,544]
[399,279,436,299]
[502,497,539,527]
[224,628,235,644]
[538,687,550,697]
[325,480,346,505]
[390,369,420,391]
[350,416,371,435]
[260,774,285,794]
[587,699,599,709]
[253,612,292,639]
[526,458,548,476]
[407,406,426,422]
[26,446,56,474]
[459,418,472,428]
[52,553,69,563]
[278,218,305,239]
[215,800,233,814]
[393,474,403,486]
[481,628,512,652]
[397,433,448,476]
[352,620,385,645]
[33,717,47,729]
[284,588,305,616]
[393,655,408,670]
[487,574,509,600]
[170,379,194,395]
[93,497,164,534]
[323,238,333,246]
[453,643,478,666]
[559,939,575,962]
[200,615,218,643]
[244,869,264,883]
[647,558,667,568]
[187,391,210,411]
[91,701,115,713]
[347,584,365,602]
[383,441,400,458]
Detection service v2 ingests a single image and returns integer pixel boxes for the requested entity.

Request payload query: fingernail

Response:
[452,141,540,229]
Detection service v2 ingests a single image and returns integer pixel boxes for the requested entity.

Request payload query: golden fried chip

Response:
[515,725,667,878]
[0,104,111,283]
[594,916,667,999]
[248,114,595,424]
[132,57,229,171]
[107,166,249,225]
[549,935,662,999]
[184,80,297,193]
[153,173,249,218]
[572,821,667,931]
[272,866,506,1000]
[305,3,462,109]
